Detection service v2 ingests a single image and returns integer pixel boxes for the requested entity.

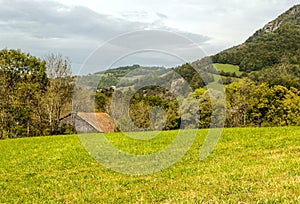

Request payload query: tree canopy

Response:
[0,49,73,138]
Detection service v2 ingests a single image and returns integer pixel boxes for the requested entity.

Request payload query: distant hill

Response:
[76,64,171,90]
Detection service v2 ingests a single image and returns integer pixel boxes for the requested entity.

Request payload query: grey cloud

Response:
[80,30,208,75]
[0,0,211,74]
[175,31,210,45]
[0,0,146,40]
[156,12,168,19]
[120,11,149,19]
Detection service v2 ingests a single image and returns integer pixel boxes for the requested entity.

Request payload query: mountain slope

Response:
[247,5,300,42]
[212,4,300,73]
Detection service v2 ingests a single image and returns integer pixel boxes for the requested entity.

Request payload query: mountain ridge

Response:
[247,4,300,42]
[211,4,300,75]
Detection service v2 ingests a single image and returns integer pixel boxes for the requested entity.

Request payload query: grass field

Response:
[0,127,299,203]
[214,63,242,76]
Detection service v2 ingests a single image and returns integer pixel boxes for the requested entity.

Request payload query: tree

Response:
[225,78,258,127]
[43,54,74,134]
[263,86,300,126]
[0,49,47,138]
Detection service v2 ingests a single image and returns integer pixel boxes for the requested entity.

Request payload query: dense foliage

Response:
[174,63,215,89]
[95,77,300,130]
[129,86,181,130]
[225,79,300,127]
[249,63,300,89]
[0,50,73,138]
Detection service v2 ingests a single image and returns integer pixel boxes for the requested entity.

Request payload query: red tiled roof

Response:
[77,112,115,133]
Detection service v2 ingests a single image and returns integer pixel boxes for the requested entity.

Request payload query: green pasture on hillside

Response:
[0,127,299,203]
[214,63,242,76]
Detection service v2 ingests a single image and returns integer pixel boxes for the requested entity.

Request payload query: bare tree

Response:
[44,54,74,134]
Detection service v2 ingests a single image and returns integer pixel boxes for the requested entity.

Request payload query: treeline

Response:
[1,49,300,138]
[0,49,73,139]
[199,78,300,127]
[195,77,300,127]
[224,79,300,127]
[96,77,300,130]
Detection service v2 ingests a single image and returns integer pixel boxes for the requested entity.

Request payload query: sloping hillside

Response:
[212,5,300,73]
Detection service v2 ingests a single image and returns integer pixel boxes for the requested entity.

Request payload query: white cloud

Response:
[56,0,299,54]
[0,0,298,74]
[0,0,211,74]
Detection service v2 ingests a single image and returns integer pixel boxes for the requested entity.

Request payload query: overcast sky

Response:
[0,0,298,74]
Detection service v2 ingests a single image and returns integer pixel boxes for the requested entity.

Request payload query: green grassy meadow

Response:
[214,63,242,76]
[0,127,299,203]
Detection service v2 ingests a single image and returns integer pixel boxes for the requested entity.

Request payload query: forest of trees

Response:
[96,78,300,130]
[0,49,73,139]
[0,48,300,139]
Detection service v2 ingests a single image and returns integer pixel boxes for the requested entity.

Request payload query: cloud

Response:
[79,30,210,74]
[0,0,210,74]
[120,11,149,20]
[156,13,168,19]
[2,0,297,74]
[131,0,299,53]
[0,0,148,44]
